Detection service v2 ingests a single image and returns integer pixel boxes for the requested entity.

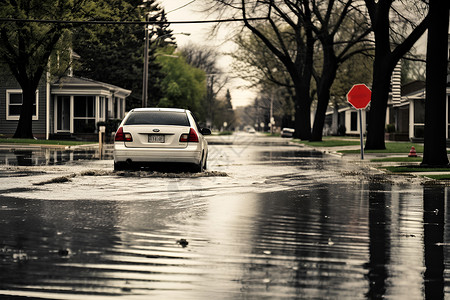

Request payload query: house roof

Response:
[401,80,450,101]
[51,76,131,98]
[402,80,425,97]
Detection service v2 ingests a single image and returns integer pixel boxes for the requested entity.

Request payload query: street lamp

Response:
[141,27,190,108]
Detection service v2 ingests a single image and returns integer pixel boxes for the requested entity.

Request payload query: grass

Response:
[383,166,450,173]
[422,174,450,180]
[370,157,423,162]
[340,142,424,154]
[293,138,360,147]
[265,132,281,137]
[0,138,97,146]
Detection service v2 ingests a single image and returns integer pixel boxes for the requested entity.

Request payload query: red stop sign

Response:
[347,84,372,109]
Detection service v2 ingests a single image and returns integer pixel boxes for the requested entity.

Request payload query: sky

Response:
[157,0,256,107]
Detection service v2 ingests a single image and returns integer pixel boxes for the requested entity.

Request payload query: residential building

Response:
[0,71,130,140]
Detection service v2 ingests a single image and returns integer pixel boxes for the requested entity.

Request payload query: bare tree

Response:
[204,0,316,140]
[363,0,429,149]
[204,0,372,140]
[231,29,296,124]
[306,1,372,141]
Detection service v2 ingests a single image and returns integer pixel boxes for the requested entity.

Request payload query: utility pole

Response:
[142,26,189,108]
[142,13,149,108]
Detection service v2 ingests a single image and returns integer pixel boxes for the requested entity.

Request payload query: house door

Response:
[57,96,70,131]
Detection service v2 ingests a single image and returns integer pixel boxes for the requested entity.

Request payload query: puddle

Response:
[0,149,102,166]
[0,184,447,299]
[1,139,445,298]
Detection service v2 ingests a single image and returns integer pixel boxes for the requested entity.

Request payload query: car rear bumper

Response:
[114,143,203,165]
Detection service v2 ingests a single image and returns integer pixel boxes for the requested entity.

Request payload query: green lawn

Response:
[0,138,97,146]
[370,157,423,163]
[340,142,424,154]
[422,174,450,180]
[383,166,450,173]
[293,139,360,147]
[293,138,422,151]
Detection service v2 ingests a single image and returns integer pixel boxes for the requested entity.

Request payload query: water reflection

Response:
[0,148,100,166]
[423,186,445,300]
[365,182,390,299]
[14,150,33,166]
[0,184,449,298]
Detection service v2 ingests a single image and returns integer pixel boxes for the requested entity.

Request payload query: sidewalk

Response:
[300,142,450,180]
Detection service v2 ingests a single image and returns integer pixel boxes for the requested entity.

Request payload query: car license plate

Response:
[148,134,165,143]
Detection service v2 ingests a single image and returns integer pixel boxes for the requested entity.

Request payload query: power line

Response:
[166,0,197,15]
[0,17,267,25]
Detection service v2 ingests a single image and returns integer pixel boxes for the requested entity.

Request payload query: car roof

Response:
[130,108,188,113]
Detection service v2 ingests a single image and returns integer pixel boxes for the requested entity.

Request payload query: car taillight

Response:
[115,127,133,142]
[180,128,199,143]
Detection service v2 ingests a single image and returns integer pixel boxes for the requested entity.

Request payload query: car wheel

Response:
[203,154,208,170]
[114,162,126,171]
[191,163,202,173]
[192,153,205,173]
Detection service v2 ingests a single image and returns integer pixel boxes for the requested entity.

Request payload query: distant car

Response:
[113,108,210,172]
[281,128,295,138]
[248,128,256,134]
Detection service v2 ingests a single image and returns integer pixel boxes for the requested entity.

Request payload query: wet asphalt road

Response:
[0,133,448,299]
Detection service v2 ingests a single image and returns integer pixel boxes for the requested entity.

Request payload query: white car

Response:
[113,108,210,172]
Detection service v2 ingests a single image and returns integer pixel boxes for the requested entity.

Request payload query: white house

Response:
[0,73,130,140]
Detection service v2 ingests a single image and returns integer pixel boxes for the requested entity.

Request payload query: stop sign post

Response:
[347,84,372,160]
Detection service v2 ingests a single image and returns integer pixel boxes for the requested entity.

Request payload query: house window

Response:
[350,111,358,131]
[6,89,38,120]
[73,96,95,133]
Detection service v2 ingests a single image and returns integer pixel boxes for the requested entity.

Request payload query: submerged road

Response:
[0,133,448,299]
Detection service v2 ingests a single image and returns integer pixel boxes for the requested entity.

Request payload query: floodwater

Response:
[0,148,98,166]
[0,135,448,299]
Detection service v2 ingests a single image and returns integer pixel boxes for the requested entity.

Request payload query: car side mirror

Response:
[200,128,211,135]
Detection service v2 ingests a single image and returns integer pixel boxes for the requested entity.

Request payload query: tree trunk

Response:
[13,83,36,139]
[294,91,312,140]
[311,48,337,142]
[421,0,449,167]
[311,83,332,141]
[365,57,392,150]
[291,57,313,140]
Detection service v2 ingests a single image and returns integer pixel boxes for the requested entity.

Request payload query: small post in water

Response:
[99,126,106,160]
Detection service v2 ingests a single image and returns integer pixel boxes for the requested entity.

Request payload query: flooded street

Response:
[0,134,448,299]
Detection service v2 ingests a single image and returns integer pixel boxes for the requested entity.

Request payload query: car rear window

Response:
[124,111,190,126]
